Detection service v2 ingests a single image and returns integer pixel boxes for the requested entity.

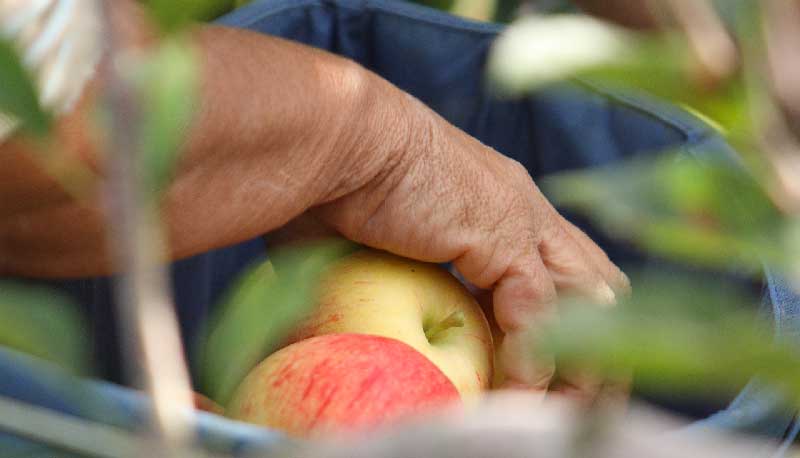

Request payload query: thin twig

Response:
[664,0,738,87]
[764,0,800,134]
[745,0,800,216]
[96,0,197,455]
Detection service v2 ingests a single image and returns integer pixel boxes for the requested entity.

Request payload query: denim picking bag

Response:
[0,1,798,456]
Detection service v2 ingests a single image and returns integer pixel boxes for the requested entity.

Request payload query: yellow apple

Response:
[287,249,493,398]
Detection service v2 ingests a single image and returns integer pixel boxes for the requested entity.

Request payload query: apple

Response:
[227,333,461,437]
[287,249,493,398]
[193,391,224,415]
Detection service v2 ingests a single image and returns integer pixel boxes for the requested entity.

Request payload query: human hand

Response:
[305,91,630,392]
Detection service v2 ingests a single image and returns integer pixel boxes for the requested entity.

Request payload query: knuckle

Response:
[494,259,557,333]
[500,332,555,386]
[503,156,530,179]
[504,157,532,182]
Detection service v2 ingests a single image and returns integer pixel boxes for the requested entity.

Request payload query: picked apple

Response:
[287,249,493,397]
[193,391,224,415]
[227,333,461,437]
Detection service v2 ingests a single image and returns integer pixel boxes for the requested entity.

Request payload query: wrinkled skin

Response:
[0,0,629,393]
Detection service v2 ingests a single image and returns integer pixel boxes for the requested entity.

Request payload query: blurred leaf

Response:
[488,15,750,136]
[0,283,89,375]
[135,37,198,195]
[411,0,521,21]
[451,0,497,21]
[489,15,635,93]
[412,0,457,10]
[577,50,750,139]
[541,273,800,402]
[144,0,234,32]
[543,153,792,274]
[0,39,51,136]
[494,0,524,22]
[198,239,359,405]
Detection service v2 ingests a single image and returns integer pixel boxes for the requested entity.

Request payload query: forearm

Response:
[0,24,413,277]
[166,26,413,260]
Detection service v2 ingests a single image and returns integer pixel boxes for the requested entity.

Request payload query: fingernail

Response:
[616,271,632,296]
[597,283,616,306]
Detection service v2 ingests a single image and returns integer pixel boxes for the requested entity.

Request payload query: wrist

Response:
[314,66,427,206]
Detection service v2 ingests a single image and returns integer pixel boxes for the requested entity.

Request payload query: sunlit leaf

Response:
[488,15,635,93]
[0,283,89,375]
[136,37,198,195]
[451,0,498,21]
[198,239,359,405]
[576,50,750,138]
[542,153,792,274]
[0,39,51,136]
[144,0,234,32]
[412,0,457,10]
[541,273,800,402]
[488,15,750,136]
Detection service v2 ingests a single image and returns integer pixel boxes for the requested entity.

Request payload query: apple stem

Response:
[425,310,465,342]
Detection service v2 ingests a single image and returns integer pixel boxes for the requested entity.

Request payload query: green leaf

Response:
[451,0,498,21]
[0,39,51,136]
[541,272,800,402]
[542,153,791,274]
[136,37,198,195]
[197,239,359,405]
[0,282,89,375]
[411,0,457,10]
[488,15,637,93]
[488,15,750,137]
[144,0,234,32]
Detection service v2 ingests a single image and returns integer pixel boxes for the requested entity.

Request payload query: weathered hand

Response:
[312,93,630,391]
[0,6,629,395]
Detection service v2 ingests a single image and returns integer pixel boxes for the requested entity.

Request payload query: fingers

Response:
[559,217,631,297]
[548,367,632,408]
[532,216,629,396]
[482,210,629,393]
[499,329,554,397]
[489,253,558,391]
[538,220,617,306]
[490,253,557,334]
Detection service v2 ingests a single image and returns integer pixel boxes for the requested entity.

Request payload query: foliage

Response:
[143,0,239,32]
[132,38,199,195]
[198,239,359,405]
[541,272,800,403]
[487,2,800,413]
[1,0,800,456]
[0,39,51,136]
[542,153,791,273]
[0,283,89,375]
[488,15,750,138]
[414,0,457,10]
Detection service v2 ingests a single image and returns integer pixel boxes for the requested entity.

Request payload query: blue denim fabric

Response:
[0,0,797,456]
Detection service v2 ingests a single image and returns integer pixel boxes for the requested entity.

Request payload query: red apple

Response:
[227,333,461,437]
